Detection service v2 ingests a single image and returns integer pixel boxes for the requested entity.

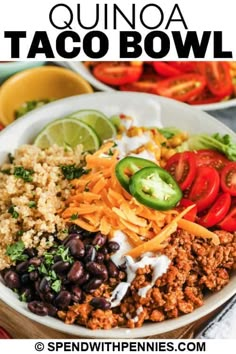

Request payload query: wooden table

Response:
[0,300,221,339]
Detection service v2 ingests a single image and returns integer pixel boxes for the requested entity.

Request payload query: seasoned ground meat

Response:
[59,229,236,329]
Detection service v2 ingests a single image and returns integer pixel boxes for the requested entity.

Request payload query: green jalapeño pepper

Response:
[115,156,157,191]
[129,166,182,211]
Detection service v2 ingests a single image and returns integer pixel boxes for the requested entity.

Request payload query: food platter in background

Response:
[66,62,236,111]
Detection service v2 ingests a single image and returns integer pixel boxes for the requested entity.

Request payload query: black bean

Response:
[107,241,120,252]
[4,271,20,289]
[100,246,108,255]
[86,262,108,281]
[92,233,107,248]
[29,270,39,282]
[83,278,102,293]
[71,285,82,303]
[21,273,30,285]
[44,292,55,303]
[16,261,29,274]
[25,248,37,258]
[28,301,49,316]
[67,261,84,282]
[76,271,90,285]
[29,257,42,267]
[107,260,119,278]
[62,233,81,246]
[95,252,105,263]
[68,224,83,235]
[45,303,58,317]
[39,277,51,293]
[67,238,85,259]
[52,261,70,274]
[84,245,96,263]
[90,297,111,310]
[54,290,71,309]
[34,279,40,293]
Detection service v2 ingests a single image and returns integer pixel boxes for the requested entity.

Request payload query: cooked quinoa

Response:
[0,144,83,270]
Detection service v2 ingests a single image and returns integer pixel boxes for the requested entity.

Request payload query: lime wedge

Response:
[68,109,117,142]
[34,118,100,152]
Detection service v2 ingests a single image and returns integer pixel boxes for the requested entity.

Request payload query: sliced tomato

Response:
[195,149,229,171]
[203,62,233,97]
[221,162,236,196]
[189,166,220,212]
[154,74,206,102]
[0,326,11,339]
[169,62,197,73]
[178,199,197,222]
[93,63,143,86]
[219,206,236,232]
[165,152,196,191]
[188,88,223,105]
[198,193,231,228]
[152,62,182,77]
[120,74,159,93]
[0,123,4,131]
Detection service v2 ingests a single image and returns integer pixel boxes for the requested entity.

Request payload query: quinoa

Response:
[0,144,83,270]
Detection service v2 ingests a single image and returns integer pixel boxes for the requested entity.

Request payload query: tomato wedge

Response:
[169,62,197,73]
[219,206,236,232]
[154,74,206,102]
[195,149,229,171]
[152,62,182,77]
[189,166,220,212]
[178,199,197,222]
[221,162,236,196]
[120,74,159,93]
[165,152,196,191]
[198,193,231,228]
[0,326,11,339]
[188,88,223,105]
[93,63,143,86]
[202,62,233,97]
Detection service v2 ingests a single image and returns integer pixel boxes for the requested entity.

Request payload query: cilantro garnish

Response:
[14,166,34,182]
[28,201,37,208]
[28,265,35,272]
[55,245,73,263]
[1,169,11,175]
[94,245,100,251]
[71,213,79,220]
[8,205,19,219]
[16,230,24,237]
[19,292,27,302]
[51,279,62,293]
[39,263,48,275]
[8,153,14,163]
[6,241,28,262]
[61,165,91,180]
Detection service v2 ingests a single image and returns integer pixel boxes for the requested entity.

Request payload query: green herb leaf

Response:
[94,245,100,251]
[14,166,34,182]
[1,169,11,175]
[28,265,35,272]
[16,230,24,237]
[8,153,14,164]
[8,205,19,219]
[19,292,27,302]
[71,213,79,220]
[158,127,181,139]
[51,279,62,293]
[55,245,73,264]
[61,165,91,180]
[28,201,37,208]
[107,149,114,156]
[39,263,48,275]
[6,241,28,262]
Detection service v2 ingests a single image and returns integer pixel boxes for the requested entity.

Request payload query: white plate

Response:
[67,62,236,112]
[0,92,235,338]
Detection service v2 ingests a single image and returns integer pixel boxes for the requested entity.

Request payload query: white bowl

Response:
[67,62,236,111]
[0,92,235,338]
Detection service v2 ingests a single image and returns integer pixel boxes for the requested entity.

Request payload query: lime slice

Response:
[68,109,117,142]
[34,118,100,152]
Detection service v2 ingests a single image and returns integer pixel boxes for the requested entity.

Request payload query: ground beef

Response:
[59,229,236,329]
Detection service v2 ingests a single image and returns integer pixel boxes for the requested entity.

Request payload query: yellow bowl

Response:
[0,66,93,126]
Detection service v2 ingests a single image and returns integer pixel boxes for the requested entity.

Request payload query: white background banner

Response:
[0,0,235,60]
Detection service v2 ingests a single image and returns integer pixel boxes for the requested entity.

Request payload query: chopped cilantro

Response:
[84,186,90,192]
[14,166,34,182]
[8,153,14,163]
[44,252,54,266]
[55,245,73,263]
[39,263,48,275]
[28,201,37,208]
[51,279,62,293]
[1,169,11,175]
[61,164,91,180]
[113,142,118,148]
[50,270,57,280]
[16,230,24,237]
[6,241,28,262]
[94,245,100,251]
[8,205,19,219]
[62,228,68,234]
[107,149,114,156]
[19,292,27,302]
[71,213,79,220]
[28,265,35,272]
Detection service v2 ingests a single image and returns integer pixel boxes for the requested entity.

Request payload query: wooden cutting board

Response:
[0,300,221,339]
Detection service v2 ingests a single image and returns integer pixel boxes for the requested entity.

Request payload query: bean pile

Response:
[1,225,123,317]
